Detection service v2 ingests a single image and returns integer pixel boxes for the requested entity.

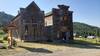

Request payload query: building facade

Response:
[45,5,73,41]
[7,1,73,42]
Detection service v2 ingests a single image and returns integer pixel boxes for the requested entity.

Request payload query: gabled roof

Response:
[26,1,40,11]
[9,1,41,24]
[7,1,42,28]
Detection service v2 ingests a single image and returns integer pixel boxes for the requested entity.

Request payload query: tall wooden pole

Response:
[8,28,13,48]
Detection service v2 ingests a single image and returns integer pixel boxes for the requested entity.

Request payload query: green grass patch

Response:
[74,37,100,45]
[0,29,8,49]
[0,30,5,40]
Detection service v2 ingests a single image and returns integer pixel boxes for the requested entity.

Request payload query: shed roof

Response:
[45,11,52,17]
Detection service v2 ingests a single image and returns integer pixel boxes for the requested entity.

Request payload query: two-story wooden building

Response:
[7,1,73,42]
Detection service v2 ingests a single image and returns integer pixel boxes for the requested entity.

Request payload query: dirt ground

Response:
[1,42,100,56]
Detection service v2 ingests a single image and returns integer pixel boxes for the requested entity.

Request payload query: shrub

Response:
[0,32,5,35]
[3,36,7,40]
[2,27,8,33]
[0,40,3,43]
[13,39,17,47]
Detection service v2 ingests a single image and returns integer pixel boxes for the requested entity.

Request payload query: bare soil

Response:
[1,42,100,56]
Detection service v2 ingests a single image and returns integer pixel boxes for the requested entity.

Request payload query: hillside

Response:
[73,22,100,36]
[0,12,14,27]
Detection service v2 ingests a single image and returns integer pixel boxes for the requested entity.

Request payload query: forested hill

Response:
[73,22,100,36]
[0,12,14,27]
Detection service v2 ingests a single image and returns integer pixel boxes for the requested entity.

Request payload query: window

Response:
[25,25,28,32]
[32,19,34,23]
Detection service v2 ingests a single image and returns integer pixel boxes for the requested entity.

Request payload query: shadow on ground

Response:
[18,46,53,53]
[26,40,100,49]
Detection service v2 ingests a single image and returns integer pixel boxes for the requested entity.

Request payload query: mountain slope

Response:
[73,22,100,36]
[0,12,14,27]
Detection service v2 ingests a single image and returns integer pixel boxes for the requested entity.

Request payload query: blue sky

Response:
[0,0,100,27]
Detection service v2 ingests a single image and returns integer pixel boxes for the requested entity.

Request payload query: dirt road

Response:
[5,42,100,56]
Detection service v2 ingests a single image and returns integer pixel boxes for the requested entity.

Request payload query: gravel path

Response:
[7,45,100,56]
[44,47,100,56]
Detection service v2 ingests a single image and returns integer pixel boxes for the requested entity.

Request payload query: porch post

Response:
[8,28,13,48]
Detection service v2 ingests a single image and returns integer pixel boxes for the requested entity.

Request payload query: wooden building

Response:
[45,5,73,41]
[7,1,73,42]
[7,1,47,41]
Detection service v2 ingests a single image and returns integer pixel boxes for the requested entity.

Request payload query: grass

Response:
[74,37,100,45]
[0,30,5,40]
[0,29,8,49]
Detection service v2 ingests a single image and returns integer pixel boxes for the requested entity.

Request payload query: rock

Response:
[0,43,6,49]
[0,43,4,49]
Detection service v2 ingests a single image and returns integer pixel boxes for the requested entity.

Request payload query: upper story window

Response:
[25,25,28,32]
